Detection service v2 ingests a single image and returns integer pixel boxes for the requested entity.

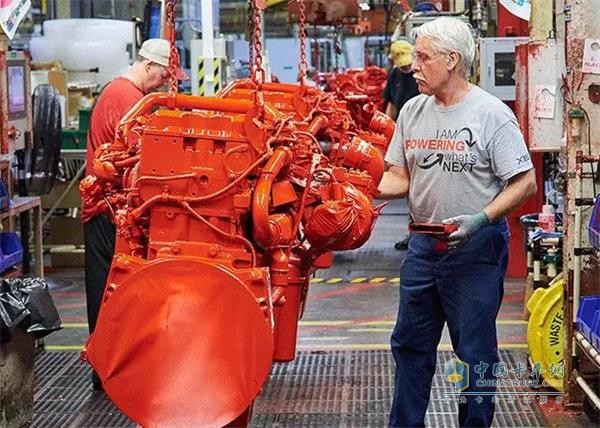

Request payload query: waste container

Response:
[0,326,36,427]
[0,277,62,426]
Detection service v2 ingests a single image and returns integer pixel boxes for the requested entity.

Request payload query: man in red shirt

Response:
[82,38,187,390]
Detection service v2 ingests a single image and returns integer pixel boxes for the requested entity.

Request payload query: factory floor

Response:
[33,199,592,427]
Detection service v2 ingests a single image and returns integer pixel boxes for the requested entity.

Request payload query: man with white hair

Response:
[378,17,536,427]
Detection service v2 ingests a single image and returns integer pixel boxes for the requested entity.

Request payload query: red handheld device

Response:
[408,222,459,252]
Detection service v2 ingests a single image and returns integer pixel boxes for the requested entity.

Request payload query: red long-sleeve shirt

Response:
[81,77,143,223]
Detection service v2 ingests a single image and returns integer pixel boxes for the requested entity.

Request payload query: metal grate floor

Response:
[325,248,405,277]
[32,350,546,427]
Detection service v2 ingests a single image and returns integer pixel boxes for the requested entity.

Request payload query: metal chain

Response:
[312,24,320,73]
[248,41,254,78]
[247,0,254,75]
[251,0,265,87]
[333,25,340,72]
[165,0,179,93]
[298,0,308,85]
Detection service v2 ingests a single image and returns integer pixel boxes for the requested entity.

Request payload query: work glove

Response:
[441,212,489,248]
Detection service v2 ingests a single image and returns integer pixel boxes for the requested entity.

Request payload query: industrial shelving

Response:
[0,196,44,278]
[1,38,44,279]
[567,152,600,418]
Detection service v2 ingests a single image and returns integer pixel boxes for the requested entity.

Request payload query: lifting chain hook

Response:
[297,0,308,86]
[165,0,179,94]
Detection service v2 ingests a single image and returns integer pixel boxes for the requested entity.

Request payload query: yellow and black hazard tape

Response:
[309,277,401,285]
[198,58,204,95]
[198,58,221,95]
[213,58,220,93]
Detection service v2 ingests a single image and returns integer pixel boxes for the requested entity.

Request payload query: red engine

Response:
[317,65,389,130]
[80,81,393,426]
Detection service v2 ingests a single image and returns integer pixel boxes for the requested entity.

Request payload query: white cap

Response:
[138,39,189,80]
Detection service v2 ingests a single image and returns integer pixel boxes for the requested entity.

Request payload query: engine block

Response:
[80,81,394,426]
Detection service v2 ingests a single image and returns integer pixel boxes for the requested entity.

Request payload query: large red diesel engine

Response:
[80,81,393,426]
[220,79,394,157]
[317,65,389,130]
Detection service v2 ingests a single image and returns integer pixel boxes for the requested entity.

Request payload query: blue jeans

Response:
[389,220,509,427]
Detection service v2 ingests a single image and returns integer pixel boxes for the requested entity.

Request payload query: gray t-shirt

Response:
[384,85,534,223]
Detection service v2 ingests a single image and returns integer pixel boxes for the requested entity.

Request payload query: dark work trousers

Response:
[84,214,116,334]
[389,219,509,427]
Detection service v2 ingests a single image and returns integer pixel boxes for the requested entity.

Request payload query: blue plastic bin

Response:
[589,194,600,250]
[0,179,9,212]
[577,296,600,343]
[592,310,600,350]
[0,232,24,273]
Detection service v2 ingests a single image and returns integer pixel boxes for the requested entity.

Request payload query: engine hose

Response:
[253,147,293,249]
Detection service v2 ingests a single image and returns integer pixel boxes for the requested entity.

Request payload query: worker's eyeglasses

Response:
[411,52,445,65]
[150,63,170,81]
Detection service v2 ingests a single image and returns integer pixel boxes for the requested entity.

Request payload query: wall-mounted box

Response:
[480,37,529,101]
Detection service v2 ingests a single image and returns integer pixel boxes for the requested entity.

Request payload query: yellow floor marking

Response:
[348,321,526,331]
[496,320,527,325]
[369,277,387,284]
[361,321,395,326]
[299,320,350,326]
[298,336,349,341]
[350,277,368,283]
[46,345,84,351]
[326,278,344,284]
[62,323,89,328]
[309,277,325,283]
[390,277,400,283]
[500,343,528,349]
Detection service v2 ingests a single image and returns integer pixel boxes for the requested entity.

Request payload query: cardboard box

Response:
[47,216,83,246]
[49,245,85,267]
[68,87,94,125]
[30,70,68,97]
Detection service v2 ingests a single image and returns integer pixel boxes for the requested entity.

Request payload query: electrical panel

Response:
[479,37,528,101]
[1,50,31,157]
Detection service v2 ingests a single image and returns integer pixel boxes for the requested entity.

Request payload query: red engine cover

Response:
[86,257,273,426]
